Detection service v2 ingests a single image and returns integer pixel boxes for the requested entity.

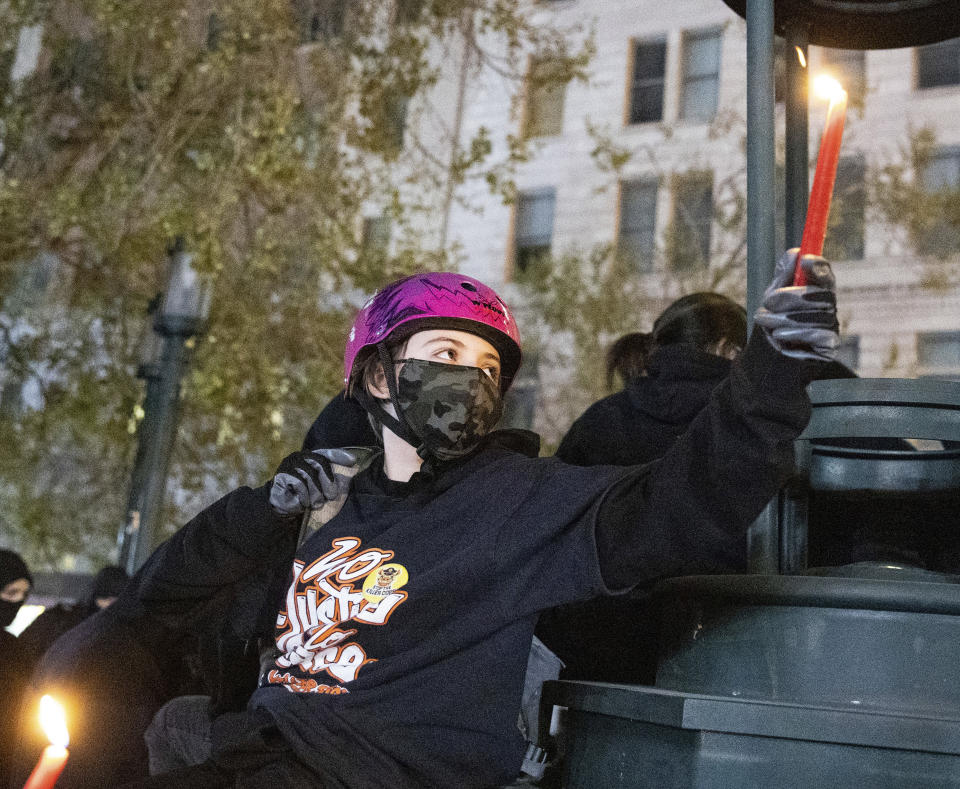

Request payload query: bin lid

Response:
[544,681,960,754]
[721,0,960,49]
[652,573,960,615]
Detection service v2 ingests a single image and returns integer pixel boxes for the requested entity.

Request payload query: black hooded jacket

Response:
[17,566,130,675]
[556,343,732,467]
[131,331,816,788]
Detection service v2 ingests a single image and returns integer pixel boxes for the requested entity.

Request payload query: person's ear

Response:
[366,362,390,399]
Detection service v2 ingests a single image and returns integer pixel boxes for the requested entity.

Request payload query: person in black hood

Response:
[0,548,32,631]
[0,548,33,789]
[542,293,747,684]
[555,292,747,467]
[18,565,130,672]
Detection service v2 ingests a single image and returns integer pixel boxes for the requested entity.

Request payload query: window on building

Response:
[916,37,960,90]
[502,351,540,430]
[923,146,960,191]
[386,93,409,150]
[513,189,556,279]
[617,179,658,272]
[524,59,566,139]
[680,29,722,122]
[667,172,712,270]
[628,39,666,124]
[824,155,866,261]
[821,48,866,103]
[917,331,960,378]
[836,335,860,372]
[918,146,960,256]
[361,214,391,256]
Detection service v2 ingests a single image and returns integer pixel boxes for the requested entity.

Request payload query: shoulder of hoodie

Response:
[566,390,637,434]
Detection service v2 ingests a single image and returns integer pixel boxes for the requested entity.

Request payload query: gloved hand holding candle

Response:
[756,249,840,362]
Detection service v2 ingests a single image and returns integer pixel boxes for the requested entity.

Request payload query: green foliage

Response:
[871,127,960,271]
[516,246,661,446]
[0,0,592,568]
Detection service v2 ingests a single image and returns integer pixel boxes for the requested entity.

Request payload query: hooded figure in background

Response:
[556,292,748,467]
[0,548,33,789]
[18,565,130,673]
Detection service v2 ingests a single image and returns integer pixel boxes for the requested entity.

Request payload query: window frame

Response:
[915,38,960,90]
[917,331,960,378]
[523,58,567,140]
[626,37,667,126]
[668,170,714,270]
[916,145,960,257]
[616,178,659,272]
[679,27,723,123]
[512,188,557,279]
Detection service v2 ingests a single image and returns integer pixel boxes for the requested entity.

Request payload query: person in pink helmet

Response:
[130,254,839,789]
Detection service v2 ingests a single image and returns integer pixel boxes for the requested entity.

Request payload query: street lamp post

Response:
[117,239,211,575]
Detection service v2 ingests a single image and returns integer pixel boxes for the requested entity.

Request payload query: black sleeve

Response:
[595,331,814,589]
[136,483,298,625]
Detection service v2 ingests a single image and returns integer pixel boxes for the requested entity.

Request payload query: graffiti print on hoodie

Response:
[266,537,409,693]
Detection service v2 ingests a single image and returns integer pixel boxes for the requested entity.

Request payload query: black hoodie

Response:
[556,343,732,466]
[131,331,813,789]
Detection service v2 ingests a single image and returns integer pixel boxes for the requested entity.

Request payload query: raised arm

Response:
[596,251,838,588]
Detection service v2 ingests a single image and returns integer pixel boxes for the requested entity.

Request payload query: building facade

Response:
[433,0,960,437]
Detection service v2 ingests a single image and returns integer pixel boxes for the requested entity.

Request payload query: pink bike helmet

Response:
[344,272,522,392]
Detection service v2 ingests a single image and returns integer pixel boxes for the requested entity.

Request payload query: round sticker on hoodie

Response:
[362,563,409,603]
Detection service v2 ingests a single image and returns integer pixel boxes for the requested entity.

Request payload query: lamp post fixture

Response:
[118,238,211,574]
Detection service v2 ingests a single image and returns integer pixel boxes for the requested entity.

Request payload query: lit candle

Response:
[795,74,848,285]
[23,695,69,789]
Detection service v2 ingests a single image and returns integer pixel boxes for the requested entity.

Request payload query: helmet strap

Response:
[355,343,425,455]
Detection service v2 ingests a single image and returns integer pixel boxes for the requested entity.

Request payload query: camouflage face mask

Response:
[395,358,503,461]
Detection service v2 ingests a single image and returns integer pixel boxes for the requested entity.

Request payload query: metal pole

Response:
[130,330,190,572]
[780,23,811,575]
[744,0,780,574]
[117,368,162,575]
[745,0,777,328]
[785,24,810,249]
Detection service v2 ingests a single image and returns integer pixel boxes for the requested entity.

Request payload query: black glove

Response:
[269,448,359,517]
[754,249,840,362]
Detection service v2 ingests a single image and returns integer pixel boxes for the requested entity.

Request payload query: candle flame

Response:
[795,46,806,68]
[38,695,69,749]
[813,74,846,103]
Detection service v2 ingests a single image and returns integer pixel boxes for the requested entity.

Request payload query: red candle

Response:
[795,75,848,285]
[23,696,69,789]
